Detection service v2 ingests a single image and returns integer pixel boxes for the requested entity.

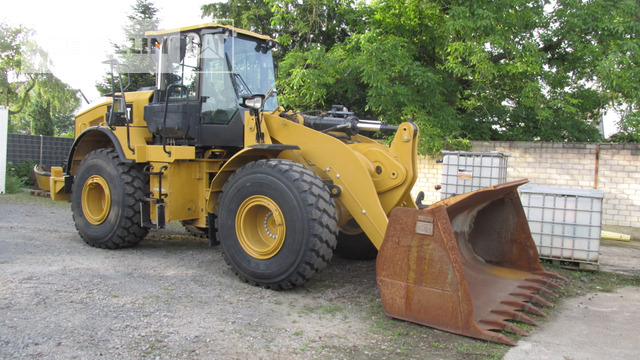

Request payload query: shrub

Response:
[3,160,37,193]
[13,159,37,187]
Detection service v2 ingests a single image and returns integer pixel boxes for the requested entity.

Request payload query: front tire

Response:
[71,148,148,249]
[216,159,338,290]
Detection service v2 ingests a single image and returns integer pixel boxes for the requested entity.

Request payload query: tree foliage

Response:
[26,93,53,136]
[202,0,366,54]
[96,0,160,95]
[10,74,80,136]
[31,74,80,136]
[201,0,640,151]
[1,22,80,135]
[268,0,365,52]
[0,23,38,116]
[201,0,274,36]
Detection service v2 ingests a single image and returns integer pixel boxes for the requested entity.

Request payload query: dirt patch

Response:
[0,192,510,359]
[599,239,640,275]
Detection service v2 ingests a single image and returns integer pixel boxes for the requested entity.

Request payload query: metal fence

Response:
[6,134,73,168]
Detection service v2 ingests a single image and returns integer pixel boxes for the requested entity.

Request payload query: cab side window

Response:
[160,33,200,99]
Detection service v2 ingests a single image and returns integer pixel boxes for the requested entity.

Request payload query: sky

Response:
[2,0,209,102]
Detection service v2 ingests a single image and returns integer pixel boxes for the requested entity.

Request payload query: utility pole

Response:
[0,106,8,193]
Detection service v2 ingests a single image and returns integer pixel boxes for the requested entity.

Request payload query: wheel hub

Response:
[81,175,111,225]
[236,195,286,259]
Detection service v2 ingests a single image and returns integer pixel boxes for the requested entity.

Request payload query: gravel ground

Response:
[0,192,508,360]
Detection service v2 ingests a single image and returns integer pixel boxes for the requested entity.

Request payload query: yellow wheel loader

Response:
[40,23,564,345]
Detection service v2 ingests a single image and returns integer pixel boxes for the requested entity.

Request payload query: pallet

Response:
[549,259,599,271]
[29,189,50,197]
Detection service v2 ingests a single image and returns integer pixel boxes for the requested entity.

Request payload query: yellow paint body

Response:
[46,23,419,250]
[50,92,419,248]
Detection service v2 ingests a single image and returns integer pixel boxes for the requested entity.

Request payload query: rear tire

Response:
[335,233,378,260]
[71,148,148,249]
[181,220,209,239]
[216,159,338,289]
[335,219,378,260]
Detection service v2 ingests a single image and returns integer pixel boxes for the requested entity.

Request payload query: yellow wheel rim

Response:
[81,175,111,225]
[236,195,286,259]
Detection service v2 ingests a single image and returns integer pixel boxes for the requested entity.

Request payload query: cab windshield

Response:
[199,33,278,124]
[159,32,278,124]
[226,36,278,111]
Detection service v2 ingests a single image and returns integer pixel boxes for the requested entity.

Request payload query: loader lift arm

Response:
[262,112,419,249]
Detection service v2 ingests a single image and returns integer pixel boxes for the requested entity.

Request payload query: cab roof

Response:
[145,23,276,42]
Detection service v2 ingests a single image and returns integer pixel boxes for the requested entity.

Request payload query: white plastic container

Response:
[519,185,604,265]
[441,151,509,199]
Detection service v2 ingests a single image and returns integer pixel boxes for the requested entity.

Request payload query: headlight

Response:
[242,94,265,110]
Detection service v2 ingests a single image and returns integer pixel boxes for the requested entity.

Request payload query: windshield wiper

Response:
[233,73,252,95]
[225,53,252,96]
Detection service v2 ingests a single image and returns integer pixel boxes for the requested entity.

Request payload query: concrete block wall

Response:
[412,141,640,230]
[470,141,598,188]
[413,156,443,205]
[597,144,640,229]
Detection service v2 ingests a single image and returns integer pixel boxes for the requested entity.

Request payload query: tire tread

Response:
[217,159,338,290]
[72,148,148,249]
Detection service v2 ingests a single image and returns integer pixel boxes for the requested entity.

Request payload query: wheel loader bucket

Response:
[376,180,566,345]
[33,164,51,191]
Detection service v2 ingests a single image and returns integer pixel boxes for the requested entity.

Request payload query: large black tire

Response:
[216,159,338,290]
[71,148,148,249]
[335,227,378,261]
[334,218,378,260]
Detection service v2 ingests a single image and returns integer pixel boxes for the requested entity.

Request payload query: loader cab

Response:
[144,24,278,148]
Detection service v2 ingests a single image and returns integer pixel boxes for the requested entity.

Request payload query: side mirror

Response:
[265,87,277,100]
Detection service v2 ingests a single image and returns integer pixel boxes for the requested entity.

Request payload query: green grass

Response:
[0,189,69,207]
[358,261,640,360]
[542,261,640,299]
[321,305,344,315]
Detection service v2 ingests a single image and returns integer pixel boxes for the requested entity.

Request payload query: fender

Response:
[205,144,300,213]
[65,126,130,175]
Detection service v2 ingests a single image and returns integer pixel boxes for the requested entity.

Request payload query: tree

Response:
[277,0,640,152]
[1,22,80,135]
[12,75,80,136]
[203,1,640,151]
[0,23,39,116]
[27,94,53,136]
[201,0,274,36]
[201,0,365,53]
[268,0,365,52]
[96,0,160,95]
[579,0,640,143]
[34,74,80,136]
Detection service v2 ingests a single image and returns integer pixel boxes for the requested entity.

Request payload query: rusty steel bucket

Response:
[376,180,566,345]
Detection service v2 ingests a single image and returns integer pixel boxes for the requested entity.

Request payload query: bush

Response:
[4,171,23,194]
[13,159,37,187]
[4,160,37,193]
